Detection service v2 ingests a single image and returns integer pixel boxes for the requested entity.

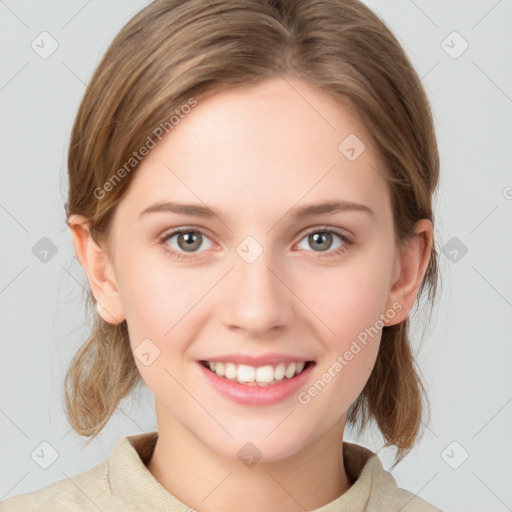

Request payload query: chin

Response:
[207,421,317,465]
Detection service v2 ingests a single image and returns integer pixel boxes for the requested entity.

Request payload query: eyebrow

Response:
[139,199,375,221]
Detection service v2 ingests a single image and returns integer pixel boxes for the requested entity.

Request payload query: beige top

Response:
[0,431,442,511]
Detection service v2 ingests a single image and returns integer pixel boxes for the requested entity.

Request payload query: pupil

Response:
[179,232,201,251]
[310,232,331,251]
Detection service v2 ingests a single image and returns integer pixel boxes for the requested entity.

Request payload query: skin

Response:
[69,76,432,511]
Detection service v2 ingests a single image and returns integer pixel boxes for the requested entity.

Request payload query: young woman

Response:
[1,0,442,510]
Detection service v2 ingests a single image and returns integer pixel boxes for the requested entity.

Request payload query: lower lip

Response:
[198,362,314,405]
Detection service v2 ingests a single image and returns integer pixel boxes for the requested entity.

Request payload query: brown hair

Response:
[64,0,439,463]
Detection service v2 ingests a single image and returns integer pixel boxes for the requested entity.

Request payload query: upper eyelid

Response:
[300,225,352,239]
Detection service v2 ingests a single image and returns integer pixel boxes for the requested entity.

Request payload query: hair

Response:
[64,0,439,464]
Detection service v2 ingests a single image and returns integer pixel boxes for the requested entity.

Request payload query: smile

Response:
[200,360,313,386]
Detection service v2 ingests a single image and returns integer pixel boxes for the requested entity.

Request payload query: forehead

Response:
[117,77,391,226]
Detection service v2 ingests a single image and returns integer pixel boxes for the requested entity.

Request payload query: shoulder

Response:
[343,442,444,512]
[0,432,159,512]
[0,450,122,512]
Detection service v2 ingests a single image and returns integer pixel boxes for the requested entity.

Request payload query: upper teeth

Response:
[206,361,306,386]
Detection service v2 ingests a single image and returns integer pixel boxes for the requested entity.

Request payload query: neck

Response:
[146,403,351,512]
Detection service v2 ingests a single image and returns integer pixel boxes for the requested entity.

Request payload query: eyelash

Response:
[157,226,353,261]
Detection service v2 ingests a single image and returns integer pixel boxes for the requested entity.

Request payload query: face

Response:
[105,77,402,462]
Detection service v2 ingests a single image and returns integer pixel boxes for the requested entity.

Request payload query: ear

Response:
[384,219,433,326]
[68,214,126,325]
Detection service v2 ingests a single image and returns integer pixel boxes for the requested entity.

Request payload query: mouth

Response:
[199,360,315,387]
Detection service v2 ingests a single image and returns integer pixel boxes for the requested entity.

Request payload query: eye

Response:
[159,228,214,258]
[296,227,352,257]
[158,226,352,261]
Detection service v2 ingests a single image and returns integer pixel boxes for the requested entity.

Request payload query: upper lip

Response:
[200,353,314,366]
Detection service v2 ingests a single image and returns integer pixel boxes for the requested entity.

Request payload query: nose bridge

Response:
[221,237,294,334]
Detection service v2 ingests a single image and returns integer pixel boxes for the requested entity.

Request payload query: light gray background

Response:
[1,1,511,511]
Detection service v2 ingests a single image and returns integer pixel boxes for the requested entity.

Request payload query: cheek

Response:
[302,254,394,345]
[116,253,215,396]
[115,249,208,350]
[294,246,393,404]
[295,265,386,416]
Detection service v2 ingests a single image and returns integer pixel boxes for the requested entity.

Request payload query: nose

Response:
[220,249,295,338]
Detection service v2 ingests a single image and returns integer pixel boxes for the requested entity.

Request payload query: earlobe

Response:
[384,219,433,326]
[68,215,126,325]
